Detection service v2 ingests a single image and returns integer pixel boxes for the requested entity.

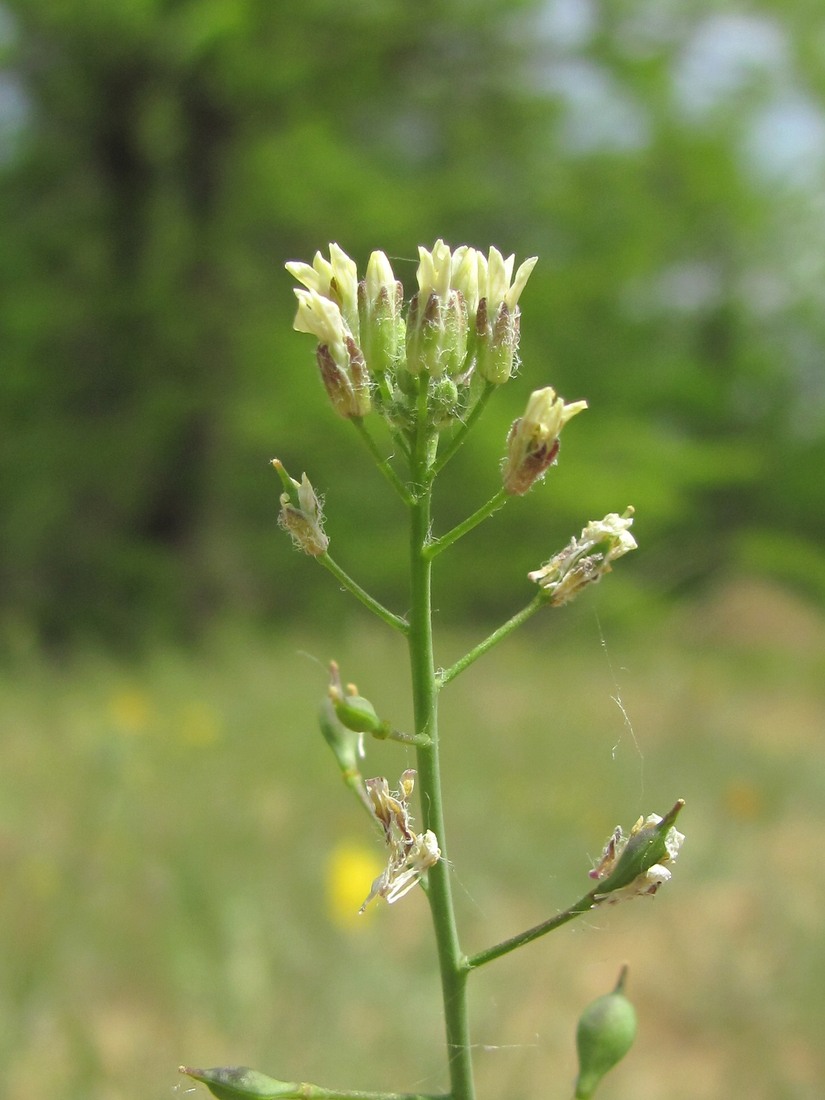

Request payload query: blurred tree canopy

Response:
[1,0,824,648]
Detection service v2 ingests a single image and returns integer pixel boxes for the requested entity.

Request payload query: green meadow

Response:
[2,577,823,1100]
[4,5,825,1099]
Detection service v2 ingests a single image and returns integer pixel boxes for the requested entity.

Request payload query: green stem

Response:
[424,488,507,559]
[317,553,409,634]
[407,447,475,1100]
[301,1089,447,1100]
[381,728,433,747]
[466,888,600,970]
[351,419,413,503]
[184,1068,446,1100]
[430,380,496,480]
[438,592,547,687]
[307,1091,448,1100]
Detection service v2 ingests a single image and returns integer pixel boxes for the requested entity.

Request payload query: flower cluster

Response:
[286,241,538,429]
[360,770,440,911]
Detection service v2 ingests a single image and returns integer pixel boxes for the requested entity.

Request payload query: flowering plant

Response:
[181,241,684,1100]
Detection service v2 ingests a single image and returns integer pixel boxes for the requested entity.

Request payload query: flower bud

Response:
[272,459,328,556]
[503,386,587,496]
[317,337,372,419]
[405,288,441,377]
[574,967,637,1099]
[429,377,461,429]
[289,279,371,419]
[475,248,538,384]
[404,240,472,378]
[358,250,405,382]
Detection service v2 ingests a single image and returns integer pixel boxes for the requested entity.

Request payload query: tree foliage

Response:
[1,0,823,646]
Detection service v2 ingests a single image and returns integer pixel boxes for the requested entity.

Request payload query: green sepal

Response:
[596,799,684,896]
[318,698,362,773]
[180,1065,301,1099]
[271,459,299,503]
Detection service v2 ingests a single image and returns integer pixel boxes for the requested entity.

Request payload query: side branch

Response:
[182,1066,447,1100]
[318,553,409,634]
[424,488,507,559]
[351,418,414,504]
[437,591,546,686]
[430,380,497,479]
[465,888,600,971]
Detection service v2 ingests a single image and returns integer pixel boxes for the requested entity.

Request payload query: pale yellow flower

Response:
[503,386,588,495]
[286,243,360,336]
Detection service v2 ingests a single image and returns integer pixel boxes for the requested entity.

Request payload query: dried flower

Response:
[529,509,636,604]
[590,801,685,905]
[272,459,329,556]
[360,770,441,911]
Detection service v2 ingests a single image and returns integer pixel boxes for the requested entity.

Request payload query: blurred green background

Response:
[1,1,824,1098]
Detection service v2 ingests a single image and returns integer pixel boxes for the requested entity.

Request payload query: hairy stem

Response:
[465,888,600,970]
[430,380,496,480]
[317,553,409,634]
[351,418,413,503]
[424,488,507,559]
[408,442,475,1100]
[438,591,546,686]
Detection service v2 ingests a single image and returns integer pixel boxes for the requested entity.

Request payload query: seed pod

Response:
[180,1064,299,1099]
[333,692,385,736]
[574,966,637,1099]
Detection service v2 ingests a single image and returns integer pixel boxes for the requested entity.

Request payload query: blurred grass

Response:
[1,577,824,1100]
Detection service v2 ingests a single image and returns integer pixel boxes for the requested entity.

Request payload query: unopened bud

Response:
[574,967,637,1099]
[358,250,405,381]
[317,338,372,419]
[404,240,472,378]
[503,386,587,495]
[405,290,441,376]
[288,282,371,419]
[429,377,461,428]
[475,248,538,384]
